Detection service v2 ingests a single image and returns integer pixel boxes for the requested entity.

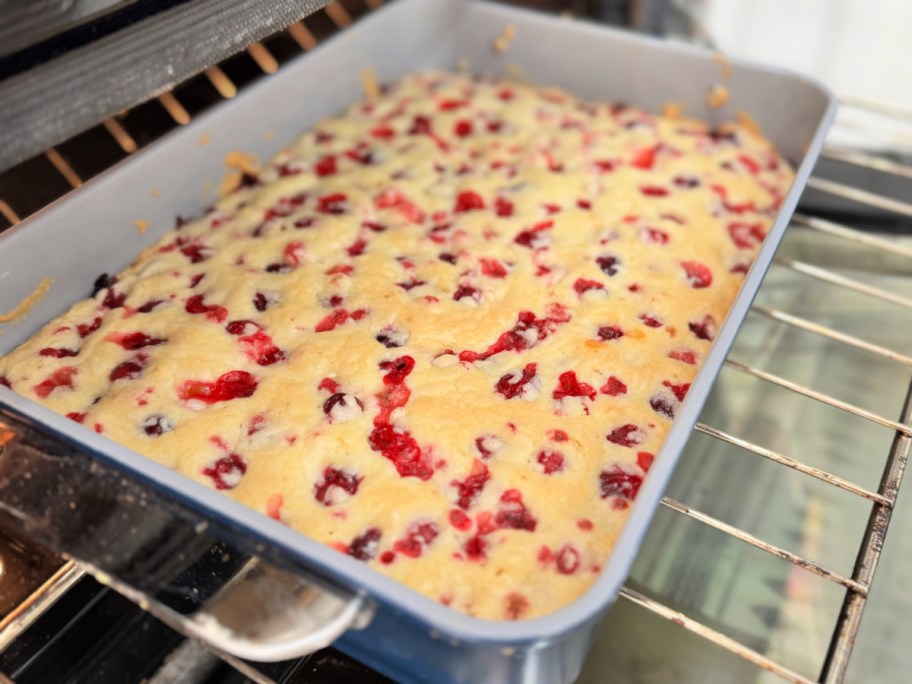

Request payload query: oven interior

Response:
[0,1,910,682]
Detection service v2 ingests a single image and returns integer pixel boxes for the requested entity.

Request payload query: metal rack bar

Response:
[821,148,912,181]
[750,305,912,367]
[806,177,912,219]
[820,378,912,683]
[694,423,891,506]
[792,212,912,259]
[102,118,138,154]
[44,148,82,188]
[247,42,280,74]
[726,359,912,436]
[619,587,816,684]
[659,497,867,593]
[775,258,912,311]
[157,92,191,126]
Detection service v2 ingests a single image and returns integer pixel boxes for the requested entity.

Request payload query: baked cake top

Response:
[0,71,792,620]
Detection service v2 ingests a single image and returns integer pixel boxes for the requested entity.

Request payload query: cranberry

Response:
[253,292,273,312]
[453,283,481,303]
[185,294,228,323]
[347,238,367,257]
[459,305,570,362]
[106,332,165,350]
[449,509,471,531]
[77,317,103,338]
[348,527,382,561]
[640,185,669,197]
[630,145,659,169]
[454,120,472,137]
[669,349,698,365]
[137,299,164,314]
[594,160,616,173]
[109,357,147,382]
[480,258,509,278]
[368,424,433,480]
[314,466,363,505]
[322,392,364,421]
[514,220,554,249]
[494,197,514,217]
[638,452,656,472]
[375,327,409,348]
[599,465,643,500]
[178,371,258,404]
[33,367,78,398]
[574,278,604,295]
[393,521,439,558]
[101,288,126,310]
[374,189,426,223]
[464,534,487,561]
[556,544,581,574]
[600,376,628,396]
[397,279,426,291]
[0,376,11,389]
[681,261,713,289]
[202,454,247,489]
[439,252,457,264]
[315,308,350,333]
[495,490,537,531]
[408,115,432,135]
[66,412,86,423]
[495,363,537,399]
[728,221,766,249]
[596,255,620,276]
[180,243,211,263]
[552,371,596,401]
[639,314,662,328]
[689,315,717,341]
[537,450,565,474]
[663,381,691,402]
[475,435,502,459]
[454,191,485,213]
[39,347,78,358]
[314,155,337,176]
[673,175,701,188]
[317,193,348,214]
[650,393,676,419]
[606,424,644,448]
[143,415,174,437]
[548,429,569,442]
[641,227,669,244]
[451,459,490,510]
[597,324,626,343]
[265,263,292,273]
[239,330,286,366]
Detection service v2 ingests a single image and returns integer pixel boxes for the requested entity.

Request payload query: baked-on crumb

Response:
[0,71,792,620]
[493,24,517,54]
[0,278,51,324]
[361,67,381,101]
[706,84,730,109]
[133,219,149,235]
[712,52,733,81]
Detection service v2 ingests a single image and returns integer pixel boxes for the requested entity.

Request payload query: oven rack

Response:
[0,3,910,682]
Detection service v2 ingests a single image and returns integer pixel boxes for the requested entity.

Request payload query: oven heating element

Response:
[0,2,910,682]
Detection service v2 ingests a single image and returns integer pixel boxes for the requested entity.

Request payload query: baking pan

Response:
[0,1,836,682]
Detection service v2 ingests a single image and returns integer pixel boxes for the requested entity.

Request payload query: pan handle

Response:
[0,410,373,662]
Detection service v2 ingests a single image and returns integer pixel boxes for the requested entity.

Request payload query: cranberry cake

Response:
[0,72,793,620]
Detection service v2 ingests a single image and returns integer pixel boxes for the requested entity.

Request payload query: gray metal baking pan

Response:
[0,0,836,682]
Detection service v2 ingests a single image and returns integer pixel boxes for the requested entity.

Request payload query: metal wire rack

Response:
[0,2,911,682]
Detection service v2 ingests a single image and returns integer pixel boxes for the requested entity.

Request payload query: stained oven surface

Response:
[0,1,910,683]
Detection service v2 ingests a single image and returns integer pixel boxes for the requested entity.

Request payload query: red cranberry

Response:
[453,283,481,303]
[599,464,643,500]
[348,528,382,561]
[650,394,677,419]
[596,255,620,276]
[179,371,258,404]
[495,490,537,531]
[681,260,713,289]
[537,450,565,474]
[556,544,581,574]
[574,278,604,295]
[600,376,627,396]
[110,358,147,382]
[552,371,596,401]
[202,452,247,490]
[451,459,490,510]
[137,299,164,314]
[639,314,662,328]
[454,191,485,213]
[689,315,717,341]
[314,155,337,176]
[599,324,626,341]
[606,424,644,447]
[393,521,439,558]
[663,381,691,402]
[39,347,78,358]
[106,332,165,350]
[77,317,103,338]
[33,367,78,398]
[494,197,514,217]
[314,466,363,505]
[142,415,174,437]
[368,425,433,480]
[495,363,537,399]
